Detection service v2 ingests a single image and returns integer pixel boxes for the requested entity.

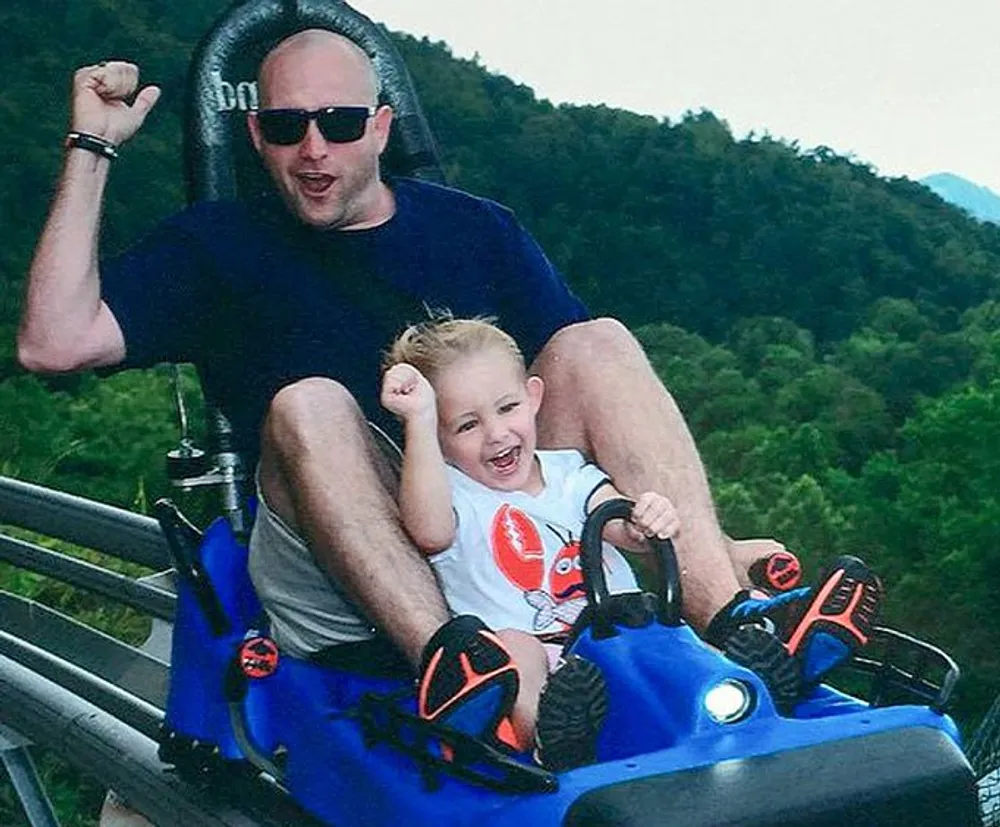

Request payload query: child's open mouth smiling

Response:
[489,446,521,475]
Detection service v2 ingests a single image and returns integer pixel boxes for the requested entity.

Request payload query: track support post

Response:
[0,724,61,827]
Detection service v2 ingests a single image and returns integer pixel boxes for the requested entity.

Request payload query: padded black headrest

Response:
[184,0,444,204]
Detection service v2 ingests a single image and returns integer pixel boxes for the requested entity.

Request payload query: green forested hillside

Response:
[2,2,1000,823]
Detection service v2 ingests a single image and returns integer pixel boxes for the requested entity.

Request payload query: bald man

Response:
[20,28,882,770]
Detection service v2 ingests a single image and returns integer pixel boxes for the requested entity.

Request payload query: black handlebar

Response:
[579,498,683,630]
[154,498,229,637]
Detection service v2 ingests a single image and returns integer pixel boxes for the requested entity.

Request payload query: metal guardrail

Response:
[0,653,316,827]
[0,592,169,708]
[0,475,323,826]
[0,627,164,741]
[0,474,179,824]
[0,476,170,570]
[0,534,176,620]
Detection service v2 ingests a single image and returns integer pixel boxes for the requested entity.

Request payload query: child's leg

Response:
[497,630,609,772]
[496,629,549,751]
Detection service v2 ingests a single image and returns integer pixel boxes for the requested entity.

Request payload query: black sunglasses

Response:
[255,106,377,146]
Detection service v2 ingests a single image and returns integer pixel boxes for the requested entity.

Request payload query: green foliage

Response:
[0,528,152,827]
[0,749,106,827]
[832,298,978,422]
[396,34,1000,341]
[0,367,201,509]
[844,381,1000,722]
[638,308,1000,732]
[3,2,1000,819]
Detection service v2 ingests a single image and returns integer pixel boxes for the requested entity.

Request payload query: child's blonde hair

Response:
[383,316,525,383]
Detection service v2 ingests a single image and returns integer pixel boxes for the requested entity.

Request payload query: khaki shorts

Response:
[247,422,403,657]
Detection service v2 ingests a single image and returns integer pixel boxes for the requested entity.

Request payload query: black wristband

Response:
[65,131,119,160]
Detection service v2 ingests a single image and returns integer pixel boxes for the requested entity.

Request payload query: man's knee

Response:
[539,317,640,368]
[536,318,654,393]
[259,377,391,525]
[263,377,366,451]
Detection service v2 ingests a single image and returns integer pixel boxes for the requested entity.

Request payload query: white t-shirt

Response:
[431,449,640,635]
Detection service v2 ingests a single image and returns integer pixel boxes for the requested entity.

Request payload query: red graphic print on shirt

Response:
[490,504,545,591]
[548,531,585,603]
[523,526,589,631]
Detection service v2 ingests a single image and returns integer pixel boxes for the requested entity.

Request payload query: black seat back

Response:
[183,0,444,205]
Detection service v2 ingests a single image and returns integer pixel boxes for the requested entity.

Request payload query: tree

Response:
[850,381,1000,723]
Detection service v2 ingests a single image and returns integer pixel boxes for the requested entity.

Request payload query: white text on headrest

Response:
[213,71,258,112]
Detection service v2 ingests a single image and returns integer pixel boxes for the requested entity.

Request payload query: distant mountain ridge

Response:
[920,173,1000,224]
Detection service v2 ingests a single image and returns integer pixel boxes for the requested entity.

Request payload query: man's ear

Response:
[373,104,394,155]
[526,375,544,415]
[247,111,263,154]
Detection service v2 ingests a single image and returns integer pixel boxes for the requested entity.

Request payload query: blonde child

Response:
[381,317,680,769]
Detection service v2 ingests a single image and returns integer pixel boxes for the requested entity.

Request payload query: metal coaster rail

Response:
[0,475,320,827]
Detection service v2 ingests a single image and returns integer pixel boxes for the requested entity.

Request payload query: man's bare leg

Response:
[727,537,792,590]
[532,318,740,632]
[258,377,448,665]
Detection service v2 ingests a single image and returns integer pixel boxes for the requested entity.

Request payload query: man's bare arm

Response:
[17,61,160,373]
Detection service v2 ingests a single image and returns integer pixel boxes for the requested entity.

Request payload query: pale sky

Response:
[349,1,1000,194]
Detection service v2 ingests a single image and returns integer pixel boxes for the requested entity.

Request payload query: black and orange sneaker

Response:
[709,556,883,702]
[724,625,803,713]
[418,615,520,751]
[535,655,609,772]
[781,555,882,685]
[748,550,803,593]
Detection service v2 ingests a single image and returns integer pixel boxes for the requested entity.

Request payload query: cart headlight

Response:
[704,679,754,724]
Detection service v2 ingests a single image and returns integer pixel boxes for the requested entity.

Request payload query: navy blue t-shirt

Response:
[101,178,588,457]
